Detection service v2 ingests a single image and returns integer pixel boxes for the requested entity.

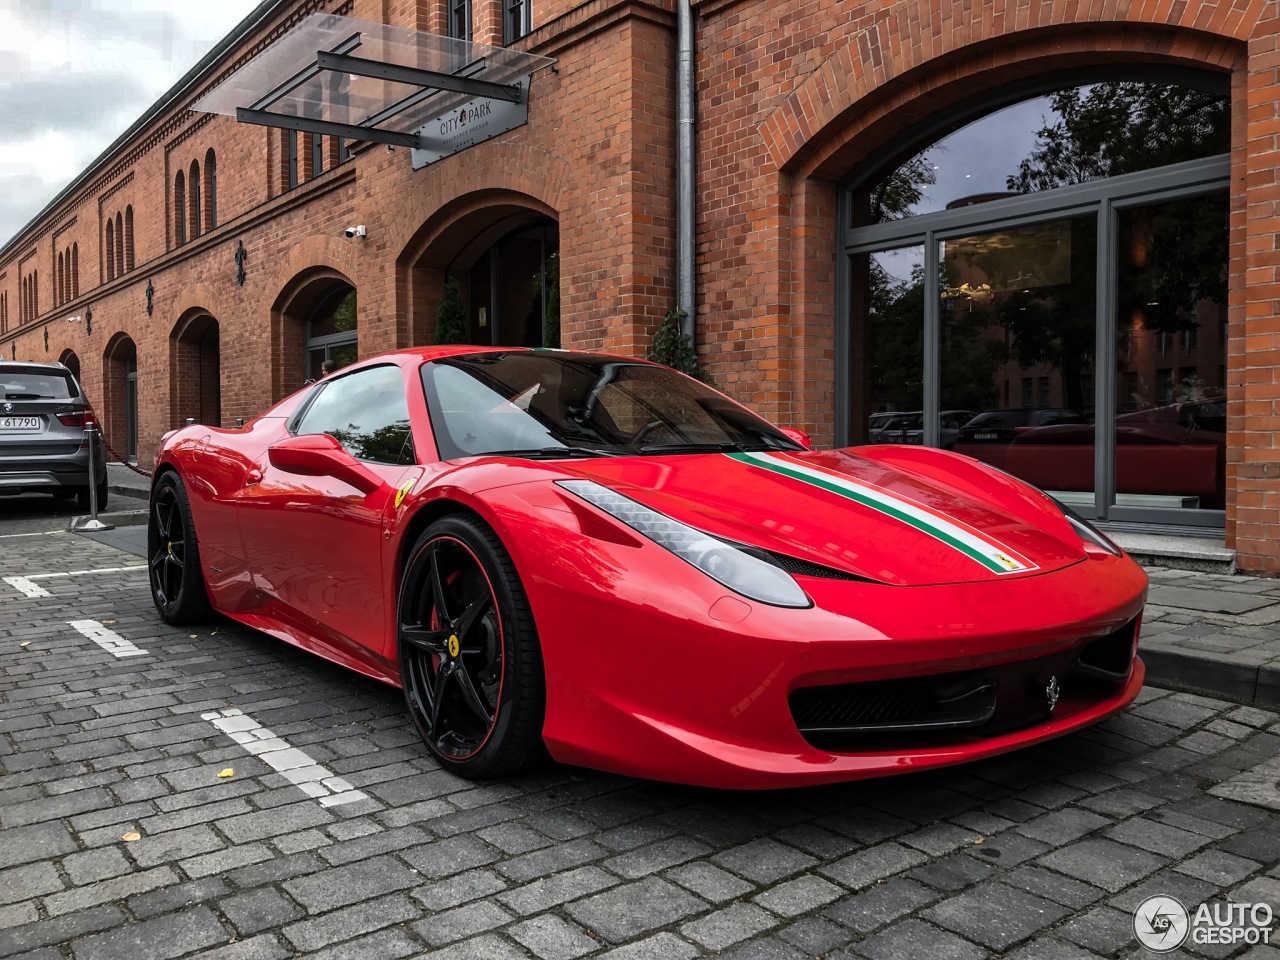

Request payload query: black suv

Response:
[0,361,107,511]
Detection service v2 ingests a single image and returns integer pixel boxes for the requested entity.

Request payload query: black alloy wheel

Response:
[147,471,211,624]
[398,515,546,778]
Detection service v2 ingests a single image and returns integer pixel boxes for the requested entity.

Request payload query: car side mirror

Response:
[267,434,383,495]
[780,427,812,450]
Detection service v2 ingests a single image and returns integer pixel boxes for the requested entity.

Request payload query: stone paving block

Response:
[497,865,621,916]
[181,843,275,879]
[284,892,421,952]
[850,917,987,960]
[126,822,225,868]
[1104,815,1214,858]
[69,905,229,960]
[824,877,939,935]
[819,841,929,890]
[185,935,293,960]
[414,899,517,947]
[681,902,777,950]
[493,837,605,883]
[0,862,62,906]
[400,834,501,879]
[413,868,509,911]
[922,881,1073,951]
[665,860,757,903]
[127,877,232,920]
[301,928,422,960]
[507,914,600,960]
[904,849,997,892]
[566,877,708,944]
[220,886,305,937]
[1037,837,1169,893]
[605,835,711,879]
[0,905,126,959]
[964,830,1052,867]
[592,932,701,960]
[0,903,39,932]
[406,931,529,959]
[1056,904,1141,955]
[283,854,421,913]
[42,866,178,916]
[61,846,133,886]
[1016,807,1112,844]
[752,875,845,918]
[1173,848,1264,885]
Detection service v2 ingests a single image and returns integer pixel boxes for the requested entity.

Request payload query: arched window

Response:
[72,243,78,299]
[205,149,217,229]
[174,171,186,246]
[190,160,201,239]
[32,269,37,318]
[56,252,63,306]
[124,206,134,271]
[114,212,124,278]
[105,219,116,281]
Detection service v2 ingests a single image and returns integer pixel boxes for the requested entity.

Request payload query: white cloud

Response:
[0,0,263,244]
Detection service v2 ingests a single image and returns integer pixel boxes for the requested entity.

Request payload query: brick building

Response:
[0,0,1276,568]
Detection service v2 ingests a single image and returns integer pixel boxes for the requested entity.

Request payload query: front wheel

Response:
[148,472,211,624]
[397,515,546,778]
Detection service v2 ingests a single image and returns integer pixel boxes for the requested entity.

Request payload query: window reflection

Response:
[851,246,924,444]
[296,365,414,465]
[857,81,1228,226]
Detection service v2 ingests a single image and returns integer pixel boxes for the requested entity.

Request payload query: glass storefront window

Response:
[856,81,1228,227]
[843,73,1229,525]
[850,246,925,444]
[1113,193,1228,510]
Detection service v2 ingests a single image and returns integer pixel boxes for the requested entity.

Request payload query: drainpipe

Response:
[676,0,696,343]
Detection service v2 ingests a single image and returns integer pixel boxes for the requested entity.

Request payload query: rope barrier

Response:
[85,400,153,479]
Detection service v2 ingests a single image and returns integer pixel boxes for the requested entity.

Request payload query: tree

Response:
[647,309,712,384]
[433,276,468,345]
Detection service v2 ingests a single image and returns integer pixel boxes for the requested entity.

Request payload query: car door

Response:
[236,364,418,663]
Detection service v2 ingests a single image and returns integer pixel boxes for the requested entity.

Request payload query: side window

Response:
[295,365,415,465]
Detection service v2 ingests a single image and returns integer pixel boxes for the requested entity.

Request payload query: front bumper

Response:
[505,499,1148,789]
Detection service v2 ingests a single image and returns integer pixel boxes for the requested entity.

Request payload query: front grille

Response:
[790,617,1137,751]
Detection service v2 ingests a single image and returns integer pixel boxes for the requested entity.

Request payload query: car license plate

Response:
[972,432,998,440]
[0,416,40,431]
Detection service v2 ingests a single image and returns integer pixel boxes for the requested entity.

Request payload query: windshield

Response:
[421,352,802,459]
[0,371,76,400]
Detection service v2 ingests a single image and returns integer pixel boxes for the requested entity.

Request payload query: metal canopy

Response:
[193,14,554,166]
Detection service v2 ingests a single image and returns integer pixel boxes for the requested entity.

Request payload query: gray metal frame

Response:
[838,155,1230,526]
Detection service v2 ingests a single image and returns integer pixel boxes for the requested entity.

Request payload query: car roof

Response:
[0,360,71,374]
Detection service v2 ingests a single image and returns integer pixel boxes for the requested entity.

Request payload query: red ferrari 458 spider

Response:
[149,346,1146,788]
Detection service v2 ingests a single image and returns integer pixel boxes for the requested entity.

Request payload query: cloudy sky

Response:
[0,0,263,245]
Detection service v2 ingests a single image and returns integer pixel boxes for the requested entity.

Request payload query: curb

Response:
[1142,645,1280,711]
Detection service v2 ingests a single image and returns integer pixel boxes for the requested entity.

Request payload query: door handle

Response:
[245,469,263,485]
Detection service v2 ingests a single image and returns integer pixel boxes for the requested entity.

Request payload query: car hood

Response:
[554,447,1087,586]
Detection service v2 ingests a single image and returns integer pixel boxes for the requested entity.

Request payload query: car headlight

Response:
[1052,499,1123,556]
[557,479,812,608]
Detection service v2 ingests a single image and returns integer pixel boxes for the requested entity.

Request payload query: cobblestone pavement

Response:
[2,495,1279,959]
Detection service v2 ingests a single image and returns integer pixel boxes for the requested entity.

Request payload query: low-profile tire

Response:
[397,514,547,779]
[147,471,211,624]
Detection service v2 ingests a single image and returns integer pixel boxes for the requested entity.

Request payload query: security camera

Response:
[344,225,366,239]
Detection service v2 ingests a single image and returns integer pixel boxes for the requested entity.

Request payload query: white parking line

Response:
[4,577,50,598]
[0,530,63,539]
[30,565,147,579]
[202,708,369,808]
[3,565,147,597]
[67,619,149,658]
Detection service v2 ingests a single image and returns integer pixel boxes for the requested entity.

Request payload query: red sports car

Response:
[149,347,1146,789]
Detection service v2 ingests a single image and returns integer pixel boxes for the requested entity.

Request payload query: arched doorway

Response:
[170,312,221,427]
[839,73,1229,528]
[271,269,357,399]
[58,349,81,384]
[402,199,559,348]
[103,333,138,461]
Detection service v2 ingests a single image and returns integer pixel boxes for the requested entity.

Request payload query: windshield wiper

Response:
[486,447,618,459]
[637,442,779,455]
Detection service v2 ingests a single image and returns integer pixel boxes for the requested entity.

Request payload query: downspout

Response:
[676,0,696,343]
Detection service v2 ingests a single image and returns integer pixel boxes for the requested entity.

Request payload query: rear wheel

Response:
[397,515,546,778]
[148,472,211,624]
